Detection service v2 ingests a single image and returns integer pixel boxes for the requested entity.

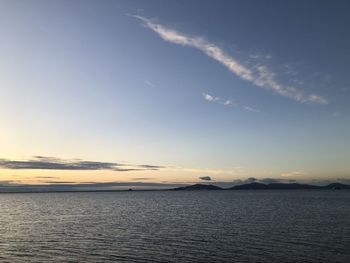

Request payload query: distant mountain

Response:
[171,182,350,191]
[263,183,320,190]
[321,183,350,190]
[230,182,268,190]
[229,182,350,190]
[172,184,222,190]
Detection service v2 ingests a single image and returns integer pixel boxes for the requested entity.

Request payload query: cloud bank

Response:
[134,15,328,104]
[0,156,163,172]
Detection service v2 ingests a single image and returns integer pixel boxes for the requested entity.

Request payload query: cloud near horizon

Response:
[166,166,244,176]
[0,156,164,172]
[280,170,307,177]
[134,15,328,105]
[199,176,212,181]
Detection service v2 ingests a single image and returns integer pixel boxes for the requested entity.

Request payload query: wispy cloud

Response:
[203,93,262,112]
[330,112,340,118]
[144,79,156,87]
[280,170,307,177]
[167,166,243,176]
[202,93,232,106]
[243,106,260,113]
[133,15,328,104]
[0,156,164,172]
[137,164,163,169]
[249,53,272,61]
[35,176,59,179]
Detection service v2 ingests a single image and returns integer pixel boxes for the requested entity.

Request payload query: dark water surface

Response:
[0,190,349,262]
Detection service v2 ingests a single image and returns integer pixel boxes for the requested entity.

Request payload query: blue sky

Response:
[0,0,349,188]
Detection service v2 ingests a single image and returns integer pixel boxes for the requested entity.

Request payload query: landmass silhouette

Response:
[172,182,350,190]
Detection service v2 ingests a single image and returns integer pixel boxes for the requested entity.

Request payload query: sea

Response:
[0,190,349,262]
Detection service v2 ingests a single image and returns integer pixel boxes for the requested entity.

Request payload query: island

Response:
[170,182,350,190]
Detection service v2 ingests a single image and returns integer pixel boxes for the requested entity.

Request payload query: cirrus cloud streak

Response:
[0,156,164,172]
[134,15,328,104]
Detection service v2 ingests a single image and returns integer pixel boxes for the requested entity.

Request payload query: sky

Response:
[1,0,350,190]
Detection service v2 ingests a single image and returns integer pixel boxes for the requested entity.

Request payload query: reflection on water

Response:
[0,190,349,262]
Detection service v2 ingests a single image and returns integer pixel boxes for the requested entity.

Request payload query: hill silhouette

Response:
[171,182,350,190]
[321,183,350,190]
[230,182,320,190]
[172,184,222,190]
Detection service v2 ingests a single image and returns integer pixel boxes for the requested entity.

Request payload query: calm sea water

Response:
[0,190,349,262]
